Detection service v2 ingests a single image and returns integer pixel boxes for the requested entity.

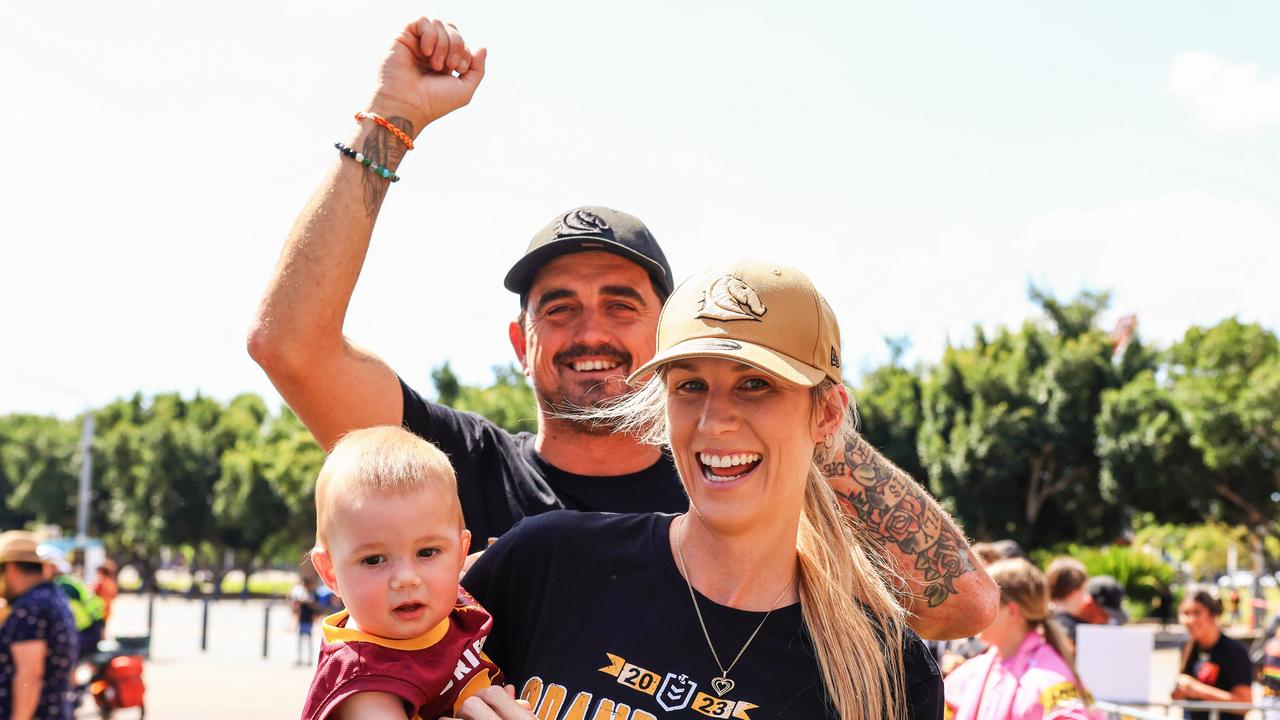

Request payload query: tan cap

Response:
[0,530,42,565]
[629,258,842,387]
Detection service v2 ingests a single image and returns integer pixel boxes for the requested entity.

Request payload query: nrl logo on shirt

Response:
[657,673,697,712]
[697,275,767,322]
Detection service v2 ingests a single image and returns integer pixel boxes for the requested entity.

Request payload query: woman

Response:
[458,259,942,719]
[1172,590,1252,720]
[944,559,1096,719]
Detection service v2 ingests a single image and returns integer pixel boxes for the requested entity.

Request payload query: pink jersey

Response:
[944,631,1100,720]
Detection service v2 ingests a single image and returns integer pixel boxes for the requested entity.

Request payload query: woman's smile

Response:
[697,451,763,483]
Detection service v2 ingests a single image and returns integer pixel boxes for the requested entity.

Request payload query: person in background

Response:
[1085,576,1128,626]
[1173,590,1252,719]
[290,577,318,667]
[1257,615,1280,720]
[0,531,77,720]
[1046,558,1107,653]
[92,561,119,634]
[37,546,104,660]
[944,558,1098,719]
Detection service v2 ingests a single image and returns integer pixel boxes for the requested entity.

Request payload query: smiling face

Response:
[312,487,470,640]
[510,252,662,419]
[665,357,835,535]
[1179,597,1220,646]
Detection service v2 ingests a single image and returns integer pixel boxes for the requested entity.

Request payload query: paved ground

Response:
[81,594,1191,719]
[79,593,314,719]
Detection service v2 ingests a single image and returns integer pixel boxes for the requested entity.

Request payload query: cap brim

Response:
[628,337,826,387]
[504,237,673,296]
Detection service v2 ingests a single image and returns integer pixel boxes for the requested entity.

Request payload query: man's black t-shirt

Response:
[464,511,943,720]
[1181,633,1253,720]
[400,378,689,541]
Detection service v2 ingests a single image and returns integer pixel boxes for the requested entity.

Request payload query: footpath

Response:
[85,593,314,719]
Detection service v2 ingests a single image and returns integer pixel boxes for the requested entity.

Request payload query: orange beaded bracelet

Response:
[355,111,415,150]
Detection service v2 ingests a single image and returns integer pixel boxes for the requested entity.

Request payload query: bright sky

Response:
[2,1,1278,418]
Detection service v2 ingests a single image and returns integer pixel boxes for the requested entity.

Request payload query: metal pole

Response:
[262,603,270,659]
[147,593,155,637]
[75,412,94,543]
[201,598,210,652]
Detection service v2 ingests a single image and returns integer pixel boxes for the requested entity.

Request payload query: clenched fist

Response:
[367,17,487,135]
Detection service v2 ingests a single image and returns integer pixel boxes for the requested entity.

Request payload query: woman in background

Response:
[1173,590,1252,720]
[945,558,1096,719]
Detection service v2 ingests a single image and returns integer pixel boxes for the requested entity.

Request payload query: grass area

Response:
[118,569,298,597]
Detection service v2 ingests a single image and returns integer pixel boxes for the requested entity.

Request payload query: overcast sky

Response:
[2,1,1277,418]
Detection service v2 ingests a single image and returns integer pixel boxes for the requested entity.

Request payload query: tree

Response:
[917,288,1141,546]
[432,363,537,434]
[1165,319,1280,529]
[854,340,926,485]
[0,414,79,528]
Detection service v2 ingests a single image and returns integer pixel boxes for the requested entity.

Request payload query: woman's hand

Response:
[443,686,534,720]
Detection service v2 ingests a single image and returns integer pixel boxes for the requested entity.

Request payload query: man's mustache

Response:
[553,344,632,369]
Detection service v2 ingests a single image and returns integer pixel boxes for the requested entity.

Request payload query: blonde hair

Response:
[583,376,907,720]
[987,558,1088,693]
[314,426,462,548]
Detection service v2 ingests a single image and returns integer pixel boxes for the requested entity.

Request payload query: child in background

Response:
[301,427,502,720]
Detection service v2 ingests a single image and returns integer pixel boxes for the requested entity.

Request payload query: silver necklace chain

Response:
[674,515,795,697]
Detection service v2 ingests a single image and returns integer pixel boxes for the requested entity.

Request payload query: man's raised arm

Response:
[247,18,486,450]
[823,426,998,640]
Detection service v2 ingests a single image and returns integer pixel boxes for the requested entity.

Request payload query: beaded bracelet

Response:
[355,111,415,150]
[334,143,400,182]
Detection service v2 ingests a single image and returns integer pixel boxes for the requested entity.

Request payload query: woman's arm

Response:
[1172,673,1251,704]
[824,429,998,640]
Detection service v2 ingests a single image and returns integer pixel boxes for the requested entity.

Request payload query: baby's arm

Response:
[333,691,410,720]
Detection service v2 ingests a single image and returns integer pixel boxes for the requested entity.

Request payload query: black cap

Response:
[504,207,675,299]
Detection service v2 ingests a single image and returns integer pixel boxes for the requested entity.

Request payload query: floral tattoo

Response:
[826,432,975,608]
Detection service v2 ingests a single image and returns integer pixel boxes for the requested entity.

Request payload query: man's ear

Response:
[310,547,340,598]
[508,321,529,373]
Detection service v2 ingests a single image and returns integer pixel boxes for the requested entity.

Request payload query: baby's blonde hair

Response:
[314,426,462,549]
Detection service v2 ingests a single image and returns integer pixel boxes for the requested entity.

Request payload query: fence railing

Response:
[1095,699,1271,720]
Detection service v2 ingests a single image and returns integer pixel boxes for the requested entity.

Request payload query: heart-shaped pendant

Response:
[711,676,735,696]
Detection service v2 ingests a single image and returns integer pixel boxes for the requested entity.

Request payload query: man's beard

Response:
[537,344,636,436]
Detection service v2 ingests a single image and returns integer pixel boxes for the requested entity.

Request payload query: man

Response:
[37,546,105,660]
[0,531,77,720]
[249,16,995,639]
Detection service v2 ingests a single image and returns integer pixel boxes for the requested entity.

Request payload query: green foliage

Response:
[854,340,926,484]
[1132,520,1251,581]
[917,288,1133,546]
[0,414,80,528]
[1034,544,1175,618]
[432,362,537,435]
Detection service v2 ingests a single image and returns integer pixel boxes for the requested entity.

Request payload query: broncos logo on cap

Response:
[697,275,767,322]
[554,209,611,238]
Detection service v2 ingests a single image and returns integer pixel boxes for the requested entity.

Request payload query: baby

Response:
[301,426,502,720]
